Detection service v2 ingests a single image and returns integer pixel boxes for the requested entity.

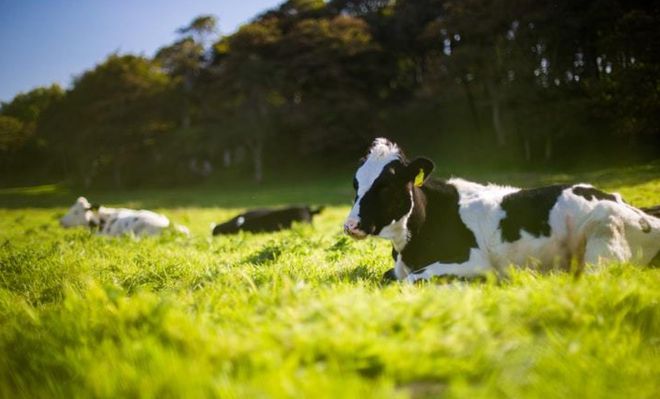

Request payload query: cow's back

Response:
[102,209,170,236]
[454,181,660,270]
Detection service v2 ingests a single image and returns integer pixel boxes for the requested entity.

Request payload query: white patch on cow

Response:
[60,196,93,227]
[236,216,245,226]
[346,138,402,226]
[60,197,185,237]
[394,254,410,279]
[100,209,170,236]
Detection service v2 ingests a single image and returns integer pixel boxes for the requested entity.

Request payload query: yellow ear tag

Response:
[414,169,425,187]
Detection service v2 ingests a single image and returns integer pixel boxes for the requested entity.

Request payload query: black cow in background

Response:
[212,206,324,235]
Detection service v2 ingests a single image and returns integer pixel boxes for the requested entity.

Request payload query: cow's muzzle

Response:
[344,219,368,239]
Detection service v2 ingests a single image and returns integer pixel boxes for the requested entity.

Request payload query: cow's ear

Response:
[407,157,435,186]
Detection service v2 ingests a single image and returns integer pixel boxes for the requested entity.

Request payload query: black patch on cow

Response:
[572,186,617,202]
[356,160,411,235]
[106,217,118,231]
[641,205,660,218]
[640,218,651,233]
[499,185,569,242]
[133,223,146,235]
[400,181,478,270]
[391,247,398,261]
[649,249,660,267]
[381,268,397,283]
[212,206,321,235]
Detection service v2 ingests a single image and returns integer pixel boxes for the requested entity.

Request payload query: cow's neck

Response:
[400,180,478,271]
[88,206,112,230]
[405,186,428,244]
[379,186,427,253]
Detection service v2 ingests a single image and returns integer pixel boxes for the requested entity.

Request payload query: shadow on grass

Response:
[0,178,353,209]
[243,243,283,265]
[334,264,384,283]
[1,161,658,209]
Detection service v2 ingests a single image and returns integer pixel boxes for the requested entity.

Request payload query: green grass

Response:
[0,165,659,398]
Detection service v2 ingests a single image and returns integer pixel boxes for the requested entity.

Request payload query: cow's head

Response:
[60,197,98,227]
[344,138,434,239]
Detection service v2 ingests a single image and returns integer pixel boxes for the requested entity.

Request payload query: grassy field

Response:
[0,164,659,398]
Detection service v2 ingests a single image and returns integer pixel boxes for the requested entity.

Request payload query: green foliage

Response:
[0,116,24,152]
[0,84,64,124]
[155,37,205,77]
[0,85,65,183]
[0,85,63,155]
[2,3,660,187]
[0,170,659,398]
[38,54,175,187]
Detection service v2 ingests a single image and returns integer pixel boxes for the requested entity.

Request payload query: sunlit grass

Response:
[0,167,659,398]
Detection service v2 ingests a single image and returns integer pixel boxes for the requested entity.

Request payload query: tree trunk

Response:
[462,80,481,133]
[181,98,191,129]
[524,137,532,163]
[250,138,263,184]
[487,80,505,146]
[113,160,122,188]
[544,136,553,161]
[182,73,193,129]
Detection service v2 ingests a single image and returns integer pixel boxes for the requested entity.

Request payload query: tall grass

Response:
[0,167,659,398]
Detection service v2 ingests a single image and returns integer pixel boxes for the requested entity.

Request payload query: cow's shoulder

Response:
[448,177,519,209]
[402,179,478,269]
[498,184,571,242]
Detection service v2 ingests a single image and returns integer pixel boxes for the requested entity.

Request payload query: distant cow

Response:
[60,196,189,236]
[212,206,324,235]
[344,138,660,283]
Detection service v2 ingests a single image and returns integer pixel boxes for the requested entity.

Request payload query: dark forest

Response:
[1,0,659,187]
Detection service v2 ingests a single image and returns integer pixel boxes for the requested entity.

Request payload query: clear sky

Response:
[0,0,284,102]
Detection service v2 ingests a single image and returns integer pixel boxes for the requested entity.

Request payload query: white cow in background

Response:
[60,196,189,236]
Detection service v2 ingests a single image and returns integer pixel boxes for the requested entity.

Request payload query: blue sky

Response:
[0,0,284,102]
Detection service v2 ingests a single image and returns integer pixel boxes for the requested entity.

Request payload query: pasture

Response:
[1,165,659,398]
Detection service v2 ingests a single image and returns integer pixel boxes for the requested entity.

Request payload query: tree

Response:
[0,116,24,152]
[155,15,218,128]
[280,15,385,154]
[177,14,218,49]
[209,18,285,183]
[40,54,174,187]
[0,85,64,178]
[0,84,64,147]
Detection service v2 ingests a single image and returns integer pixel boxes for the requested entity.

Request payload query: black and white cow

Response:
[60,196,189,236]
[212,206,324,235]
[344,138,660,283]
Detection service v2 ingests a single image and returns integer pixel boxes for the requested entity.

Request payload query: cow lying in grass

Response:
[212,206,324,235]
[344,138,660,283]
[60,197,189,236]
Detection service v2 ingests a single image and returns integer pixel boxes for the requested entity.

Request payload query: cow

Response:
[344,138,660,283]
[60,196,189,236]
[212,206,324,235]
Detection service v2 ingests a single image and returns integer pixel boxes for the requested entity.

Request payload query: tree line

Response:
[2,0,659,187]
